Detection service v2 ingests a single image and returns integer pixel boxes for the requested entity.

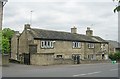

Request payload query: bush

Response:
[108,52,120,61]
[109,53,116,61]
[114,52,120,61]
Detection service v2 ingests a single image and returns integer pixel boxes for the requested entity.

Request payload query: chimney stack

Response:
[71,26,77,34]
[86,27,93,36]
[15,31,20,37]
[24,24,31,30]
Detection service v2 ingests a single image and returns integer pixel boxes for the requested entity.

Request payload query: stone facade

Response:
[11,31,20,60]
[107,40,120,53]
[11,24,109,65]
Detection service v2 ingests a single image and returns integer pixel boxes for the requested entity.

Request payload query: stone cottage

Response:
[11,24,109,65]
[107,40,120,53]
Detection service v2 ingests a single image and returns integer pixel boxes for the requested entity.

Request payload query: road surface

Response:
[2,63,119,77]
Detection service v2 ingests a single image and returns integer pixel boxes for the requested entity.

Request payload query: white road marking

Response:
[73,74,86,77]
[73,71,101,77]
[87,71,101,75]
[110,69,118,71]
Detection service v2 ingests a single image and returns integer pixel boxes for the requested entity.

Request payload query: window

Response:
[88,43,94,48]
[41,41,45,48]
[88,54,94,60]
[56,55,63,58]
[41,41,54,48]
[101,44,106,51]
[73,42,81,48]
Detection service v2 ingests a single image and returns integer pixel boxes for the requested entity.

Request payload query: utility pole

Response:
[0,0,8,30]
[0,1,3,30]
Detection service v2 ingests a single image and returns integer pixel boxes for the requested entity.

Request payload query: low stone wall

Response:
[2,54,9,66]
[54,58,73,65]
[80,60,111,64]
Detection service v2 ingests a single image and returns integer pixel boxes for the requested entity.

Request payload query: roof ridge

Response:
[31,28,87,36]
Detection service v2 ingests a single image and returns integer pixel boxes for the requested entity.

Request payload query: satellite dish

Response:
[0,0,8,2]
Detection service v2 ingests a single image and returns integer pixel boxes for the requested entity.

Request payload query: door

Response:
[23,53,30,65]
[72,54,80,64]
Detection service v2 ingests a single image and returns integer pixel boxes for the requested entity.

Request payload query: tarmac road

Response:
[2,63,119,77]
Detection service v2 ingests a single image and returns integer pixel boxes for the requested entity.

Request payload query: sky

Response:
[2,0,118,41]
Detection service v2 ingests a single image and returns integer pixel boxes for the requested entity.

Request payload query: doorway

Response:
[23,53,30,65]
[72,54,80,64]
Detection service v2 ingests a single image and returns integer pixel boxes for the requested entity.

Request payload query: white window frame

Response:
[73,42,81,48]
[88,43,94,48]
[41,41,54,48]
[50,41,54,48]
[41,41,45,48]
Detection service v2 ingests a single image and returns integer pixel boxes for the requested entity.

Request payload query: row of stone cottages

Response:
[11,24,109,65]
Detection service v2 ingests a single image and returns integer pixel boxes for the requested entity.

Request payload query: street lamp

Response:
[0,0,8,29]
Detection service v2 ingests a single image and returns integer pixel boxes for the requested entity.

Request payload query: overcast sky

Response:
[2,0,118,41]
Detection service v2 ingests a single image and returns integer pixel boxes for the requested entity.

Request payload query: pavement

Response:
[2,63,119,77]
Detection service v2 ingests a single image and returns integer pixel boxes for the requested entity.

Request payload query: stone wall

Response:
[54,58,73,65]
[30,53,54,66]
[34,40,85,59]
[80,60,111,64]
[19,30,34,55]
[11,34,18,60]
[31,54,74,65]
[34,40,109,60]
[30,54,111,66]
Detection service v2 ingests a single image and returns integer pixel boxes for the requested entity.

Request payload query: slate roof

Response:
[107,40,120,48]
[91,36,107,43]
[28,28,108,43]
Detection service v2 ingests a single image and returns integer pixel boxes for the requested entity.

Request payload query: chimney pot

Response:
[86,27,93,36]
[24,24,31,30]
[71,26,77,34]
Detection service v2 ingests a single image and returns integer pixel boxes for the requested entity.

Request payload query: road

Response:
[2,63,119,77]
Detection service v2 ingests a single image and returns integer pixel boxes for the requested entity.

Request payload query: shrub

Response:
[108,52,120,61]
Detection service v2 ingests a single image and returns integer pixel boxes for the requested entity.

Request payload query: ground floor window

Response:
[56,55,63,58]
[88,54,96,60]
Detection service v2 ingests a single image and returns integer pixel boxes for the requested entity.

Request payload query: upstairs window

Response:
[101,44,105,48]
[101,44,106,51]
[41,41,54,48]
[88,43,94,48]
[73,42,81,48]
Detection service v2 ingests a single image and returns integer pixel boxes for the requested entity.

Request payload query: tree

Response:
[113,0,120,12]
[2,28,14,40]
[0,30,2,53]
[2,36,10,54]
[0,28,15,54]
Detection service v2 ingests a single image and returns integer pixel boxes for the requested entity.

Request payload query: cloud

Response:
[3,1,118,41]
[9,0,114,2]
